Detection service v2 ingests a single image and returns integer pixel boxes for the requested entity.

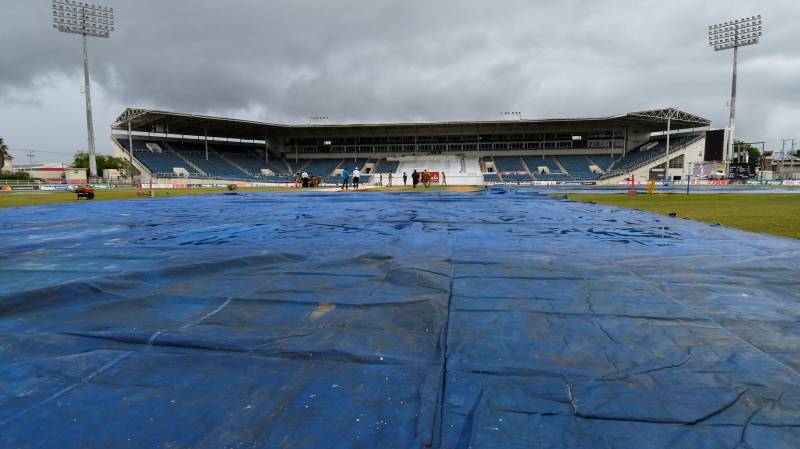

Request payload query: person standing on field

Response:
[403,172,408,186]
[352,167,361,189]
[411,170,419,189]
[422,169,431,188]
[442,171,446,186]
[341,167,350,190]
[301,171,309,188]
[388,172,393,187]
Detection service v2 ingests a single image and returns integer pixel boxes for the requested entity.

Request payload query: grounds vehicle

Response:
[75,185,95,200]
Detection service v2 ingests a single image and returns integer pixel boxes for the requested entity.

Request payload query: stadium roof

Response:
[112,107,711,141]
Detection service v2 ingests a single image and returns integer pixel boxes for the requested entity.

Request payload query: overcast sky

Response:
[1,0,798,164]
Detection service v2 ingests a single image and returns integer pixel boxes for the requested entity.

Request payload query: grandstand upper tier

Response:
[111,108,715,184]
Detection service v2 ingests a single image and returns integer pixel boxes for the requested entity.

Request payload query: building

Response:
[111,107,716,185]
[13,163,88,184]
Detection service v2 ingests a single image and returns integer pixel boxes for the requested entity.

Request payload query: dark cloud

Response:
[1,0,798,161]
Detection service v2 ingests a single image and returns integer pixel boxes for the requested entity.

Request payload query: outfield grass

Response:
[564,193,800,239]
[0,185,485,208]
[0,187,305,208]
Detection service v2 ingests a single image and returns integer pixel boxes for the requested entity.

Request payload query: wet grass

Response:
[563,193,800,239]
[0,187,305,208]
[0,185,485,208]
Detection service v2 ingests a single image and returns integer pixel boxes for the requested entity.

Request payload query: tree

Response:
[0,171,31,181]
[72,152,129,177]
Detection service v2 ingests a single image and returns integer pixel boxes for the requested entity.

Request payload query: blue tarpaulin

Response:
[1,189,800,448]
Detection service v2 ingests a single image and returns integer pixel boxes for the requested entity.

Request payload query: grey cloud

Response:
[1,0,799,161]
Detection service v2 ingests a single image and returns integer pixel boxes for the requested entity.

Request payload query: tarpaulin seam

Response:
[431,239,457,448]
[139,251,320,349]
[180,297,232,330]
[0,252,321,429]
[0,350,134,427]
[616,260,800,381]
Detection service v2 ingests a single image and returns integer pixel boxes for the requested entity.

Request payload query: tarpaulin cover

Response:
[2,189,800,448]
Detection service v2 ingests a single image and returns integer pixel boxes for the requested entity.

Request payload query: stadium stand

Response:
[167,142,252,180]
[493,156,532,181]
[342,158,370,171]
[112,108,710,184]
[115,138,200,177]
[523,156,566,178]
[377,160,400,173]
[557,155,598,180]
[603,135,700,177]
[285,159,309,174]
[211,144,289,177]
[302,159,342,177]
[535,172,571,181]
[587,154,614,170]
[493,156,526,172]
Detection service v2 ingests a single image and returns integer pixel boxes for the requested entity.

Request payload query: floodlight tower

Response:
[52,0,115,179]
[708,15,762,170]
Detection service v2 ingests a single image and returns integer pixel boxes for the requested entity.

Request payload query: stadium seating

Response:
[137,152,197,176]
[302,159,342,177]
[118,134,701,183]
[587,154,614,170]
[557,155,597,180]
[535,173,571,181]
[341,158,370,171]
[168,142,252,180]
[285,159,309,174]
[493,156,527,172]
[376,160,400,173]
[493,156,532,181]
[524,156,566,175]
[601,135,701,178]
[211,145,288,176]
[116,138,200,176]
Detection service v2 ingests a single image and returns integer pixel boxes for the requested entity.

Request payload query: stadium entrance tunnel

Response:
[1,189,800,448]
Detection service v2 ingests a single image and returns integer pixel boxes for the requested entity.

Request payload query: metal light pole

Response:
[52,0,115,179]
[708,15,762,174]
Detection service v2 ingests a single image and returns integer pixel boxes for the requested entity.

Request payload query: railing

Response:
[599,137,701,180]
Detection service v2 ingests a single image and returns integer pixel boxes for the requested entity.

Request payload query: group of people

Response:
[294,167,447,190]
[295,171,317,188]
[339,167,361,190]
[382,170,447,188]
[406,170,445,189]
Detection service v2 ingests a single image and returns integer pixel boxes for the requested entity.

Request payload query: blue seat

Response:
[557,155,597,179]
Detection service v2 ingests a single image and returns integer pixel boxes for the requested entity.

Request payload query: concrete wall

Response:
[388,156,483,186]
[625,126,653,153]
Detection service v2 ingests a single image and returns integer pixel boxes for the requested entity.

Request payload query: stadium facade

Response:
[111,107,718,185]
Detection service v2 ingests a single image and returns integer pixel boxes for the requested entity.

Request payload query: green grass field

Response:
[0,185,484,208]
[564,193,800,239]
[0,187,300,208]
